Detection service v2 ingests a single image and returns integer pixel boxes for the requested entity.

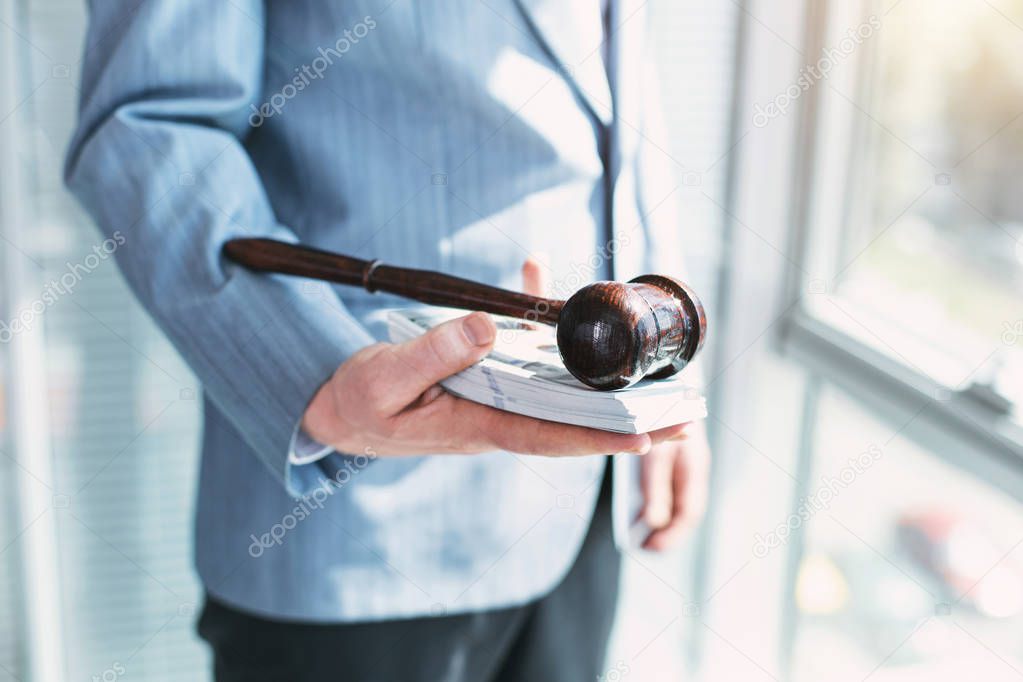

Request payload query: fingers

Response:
[639,444,677,529]
[647,422,688,446]
[676,443,709,532]
[633,426,688,525]
[643,442,706,551]
[396,396,653,456]
[521,256,548,297]
[374,313,496,413]
[476,401,654,456]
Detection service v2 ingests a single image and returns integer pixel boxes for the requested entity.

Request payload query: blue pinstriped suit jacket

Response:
[65,0,690,621]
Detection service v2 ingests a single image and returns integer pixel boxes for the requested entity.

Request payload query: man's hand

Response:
[302,258,688,458]
[638,420,711,551]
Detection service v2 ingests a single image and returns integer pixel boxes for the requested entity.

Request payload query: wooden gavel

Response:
[223,238,707,390]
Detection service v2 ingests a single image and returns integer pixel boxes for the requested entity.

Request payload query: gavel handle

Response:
[223,238,563,324]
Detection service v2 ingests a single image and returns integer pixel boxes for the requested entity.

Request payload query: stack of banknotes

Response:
[387,308,707,433]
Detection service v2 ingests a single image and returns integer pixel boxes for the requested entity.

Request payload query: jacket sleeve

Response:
[64,0,376,496]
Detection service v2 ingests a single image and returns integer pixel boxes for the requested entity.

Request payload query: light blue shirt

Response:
[65,0,690,622]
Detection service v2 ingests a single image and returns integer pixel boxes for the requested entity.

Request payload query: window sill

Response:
[780,309,1023,486]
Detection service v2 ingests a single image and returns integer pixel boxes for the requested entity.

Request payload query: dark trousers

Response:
[198,463,620,682]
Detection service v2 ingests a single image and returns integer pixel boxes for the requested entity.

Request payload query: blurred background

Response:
[1,0,1021,680]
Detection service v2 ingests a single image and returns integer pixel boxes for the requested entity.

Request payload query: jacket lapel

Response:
[512,0,614,126]
[610,0,646,148]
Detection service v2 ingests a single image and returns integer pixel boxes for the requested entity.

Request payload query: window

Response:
[832,0,1023,396]
[793,388,1023,680]
[796,0,1023,420]
[1,1,207,679]
[779,0,1023,679]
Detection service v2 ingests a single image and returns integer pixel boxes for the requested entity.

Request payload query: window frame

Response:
[776,0,1023,492]
[710,1,1023,676]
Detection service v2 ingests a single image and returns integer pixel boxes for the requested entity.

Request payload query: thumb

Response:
[378,312,496,411]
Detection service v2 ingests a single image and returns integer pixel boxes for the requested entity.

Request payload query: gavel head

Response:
[556,275,706,390]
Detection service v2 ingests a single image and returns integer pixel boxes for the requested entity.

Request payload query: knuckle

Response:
[423,328,459,369]
[353,341,390,365]
[373,415,399,441]
[444,405,483,451]
[498,427,544,455]
[361,378,393,412]
[477,410,512,450]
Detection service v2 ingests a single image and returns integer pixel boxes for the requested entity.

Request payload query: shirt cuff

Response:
[288,422,335,466]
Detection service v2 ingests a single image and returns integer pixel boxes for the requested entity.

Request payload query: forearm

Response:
[65,0,375,494]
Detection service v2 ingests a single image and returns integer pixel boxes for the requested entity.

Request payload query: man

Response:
[66,1,710,680]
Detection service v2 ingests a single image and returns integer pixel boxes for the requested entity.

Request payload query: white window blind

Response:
[3,0,206,679]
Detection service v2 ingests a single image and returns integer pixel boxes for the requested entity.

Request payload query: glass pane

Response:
[792,388,1023,681]
[0,382,25,682]
[826,0,1023,404]
[7,1,209,678]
